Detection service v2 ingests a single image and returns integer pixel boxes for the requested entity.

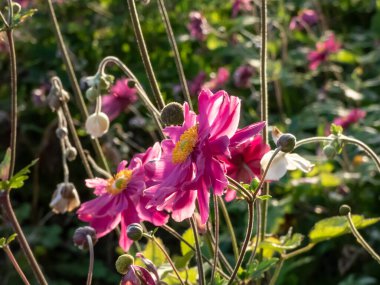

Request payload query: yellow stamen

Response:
[106,169,133,195]
[172,126,198,164]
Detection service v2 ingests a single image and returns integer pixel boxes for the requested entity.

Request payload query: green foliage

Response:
[260,233,304,253]
[0,148,11,181]
[0,233,17,248]
[241,258,279,280]
[0,159,38,190]
[180,228,195,256]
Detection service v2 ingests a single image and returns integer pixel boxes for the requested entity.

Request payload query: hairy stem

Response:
[86,235,94,285]
[126,0,165,110]
[3,245,31,285]
[190,216,205,285]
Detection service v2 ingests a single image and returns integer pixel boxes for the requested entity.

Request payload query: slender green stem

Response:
[126,0,165,110]
[295,136,333,149]
[227,201,255,285]
[6,30,17,179]
[157,0,193,110]
[86,235,94,285]
[190,217,205,285]
[269,258,284,285]
[86,154,111,178]
[46,0,109,172]
[0,192,48,285]
[346,212,380,264]
[210,194,219,284]
[283,243,315,260]
[227,176,253,201]
[0,10,8,27]
[248,200,262,264]
[218,197,239,262]
[3,245,31,285]
[152,237,185,285]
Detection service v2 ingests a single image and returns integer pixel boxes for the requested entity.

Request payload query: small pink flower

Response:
[102,78,138,121]
[187,11,210,41]
[203,67,230,91]
[233,65,254,88]
[289,9,318,31]
[121,265,157,285]
[307,34,341,70]
[77,144,168,251]
[145,89,265,223]
[232,0,254,17]
[333,109,366,129]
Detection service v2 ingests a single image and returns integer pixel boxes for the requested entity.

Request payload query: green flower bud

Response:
[99,74,114,93]
[276,133,296,153]
[160,102,184,126]
[86,86,99,102]
[65,147,78,161]
[127,223,144,241]
[115,254,134,275]
[323,144,337,160]
[250,177,260,191]
[339,204,351,216]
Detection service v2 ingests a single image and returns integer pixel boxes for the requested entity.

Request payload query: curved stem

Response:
[268,257,284,285]
[227,201,255,285]
[3,245,31,285]
[227,176,253,201]
[46,0,110,172]
[346,212,380,264]
[248,200,262,264]
[6,30,17,179]
[151,237,184,285]
[218,197,239,262]
[126,0,165,110]
[283,243,315,260]
[190,217,205,285]
[0,192,48,285]
[157,0,193,110]
[86,235,94,285]
[295,136,333,149]
[86,154,111,178]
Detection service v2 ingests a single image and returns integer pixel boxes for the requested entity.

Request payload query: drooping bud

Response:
[65,147,78,161]
[323,144,337,159]
[85,112,110,138]
[127,223,144,241]
[50,182,81,214]
[339,204,351,216]
[56,127,68,139]
[115,254,134,275]
[276,133,296,153]
[99,74,115,93]
[73,226,98,250]
[160,102,184,126]
[85,86,99,102]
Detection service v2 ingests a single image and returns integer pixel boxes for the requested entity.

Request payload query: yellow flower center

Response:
[106,169,133,195]
[172,126,198,164]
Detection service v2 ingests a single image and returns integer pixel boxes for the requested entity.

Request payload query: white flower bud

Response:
[85,112,110,138]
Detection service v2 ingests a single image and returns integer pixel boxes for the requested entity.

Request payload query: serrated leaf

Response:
[180,228,195,256]
[309,215,380,243]
[250,258,279,280]
[0,148,11,181]
[0,237,6,248]
[6,233,17,244]
[8,158,38,190]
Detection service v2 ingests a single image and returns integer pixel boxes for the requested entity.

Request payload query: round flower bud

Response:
[85,112,110,138]
[99,74,114,93]
[60,183,76,199]
[56,127,68,139]
[160,102,184,126]
[85,86,99,102]
[127,80,136,88]
[323,144,336,159]
[65,147,78,161]
[276,133,296,153]
[339,204,351,216]
[73,226,98,250]
[127,223,144,241]
[250,177,260,191]
[115,254,134,275]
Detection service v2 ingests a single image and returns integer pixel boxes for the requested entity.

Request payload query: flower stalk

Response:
[86,235,94,285]
[190,216,205,285]
[3,245,31,285]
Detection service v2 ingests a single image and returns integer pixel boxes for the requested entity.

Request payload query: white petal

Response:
[285,153,314,173]
[261,151,288,181]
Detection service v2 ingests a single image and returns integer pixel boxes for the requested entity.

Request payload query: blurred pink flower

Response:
[187,11,210,41]
[307,34,341,70]
[102,78,137,121]
[289,9,318,31]
[203,67,230,91]
[233,65,254,88]
[232,0,254,17]
[145,89,264,223]
[77,144,168,251]
[121,265,156,285]
[333,109,366,129]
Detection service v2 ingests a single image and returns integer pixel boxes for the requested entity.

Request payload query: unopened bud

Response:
[339,204,351,216]
[86,86,99,102]
[85,112,110,138]
[65,147,77,161]
[56,127,68,139]
[127,223,144,241]
[115,254,134,275]
[73,226,98,250]
[60,183,76,199]
[160,102,184,126]
[323,144,336,159]
[99,74,114,93]
[127,80,136,88]
[250,177,260,191]
[276,133,296,153]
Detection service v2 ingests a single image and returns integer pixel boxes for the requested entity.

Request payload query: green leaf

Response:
[6,233,17,245]
[260,233,304,253]
[332,50,357,64]
[309,215,380,243]
[0,9,38,32]
[257,195,272,201]
[0,148,11,181]
[0,237,6,248]
[174,251,194,269]
[248,258,279,280]
[8,158,38,190]
[136,238,166,267]
[330,124,343,136]
[180,228,195,256]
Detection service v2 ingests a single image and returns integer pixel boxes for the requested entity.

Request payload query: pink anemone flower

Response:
[102,78,138,121]
[333,108,366,129]
[307,34,341,70]
[289,9,318,31]
[145,89,265,223]
[77,143,168,251]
